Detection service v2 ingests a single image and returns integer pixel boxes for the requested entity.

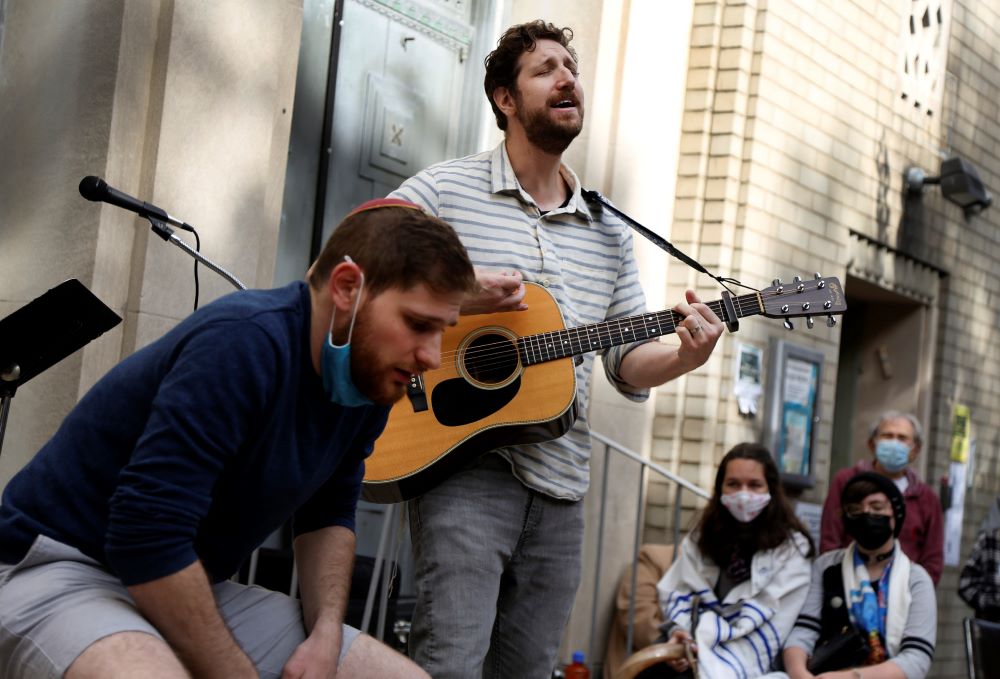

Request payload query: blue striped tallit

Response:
[389,142,651,500]
[656,533,813,678]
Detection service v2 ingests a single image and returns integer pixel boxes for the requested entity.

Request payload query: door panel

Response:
[830,276,936,480]
[321,0,475,242]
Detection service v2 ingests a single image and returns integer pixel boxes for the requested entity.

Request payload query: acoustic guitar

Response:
[362,275,846,502]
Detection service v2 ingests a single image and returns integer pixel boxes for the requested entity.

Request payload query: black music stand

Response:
[0,279,122,458]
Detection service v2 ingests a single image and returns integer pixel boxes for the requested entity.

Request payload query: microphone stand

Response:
[1,210,243,458]
[147,217,246,291]
[0,376,15,460]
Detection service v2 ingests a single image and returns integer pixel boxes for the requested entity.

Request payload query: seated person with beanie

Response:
[783,472,936,679]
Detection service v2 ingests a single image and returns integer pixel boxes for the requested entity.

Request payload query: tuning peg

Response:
[826,315,837,327]
[806,316,815,329]
[814,272,822,279]
[793,276,802,283]
[773,278,781,286]
[783,319,794,331]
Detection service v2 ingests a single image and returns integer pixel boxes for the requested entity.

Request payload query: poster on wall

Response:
[944,403,972,567]
[794,500,823,547]
[950,403,971,462]
[734,343,763,416]
[778,357,819,477]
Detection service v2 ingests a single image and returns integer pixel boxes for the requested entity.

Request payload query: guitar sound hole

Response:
[463,333,519,385]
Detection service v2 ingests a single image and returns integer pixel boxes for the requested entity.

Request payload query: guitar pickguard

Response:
[431,376,521,426]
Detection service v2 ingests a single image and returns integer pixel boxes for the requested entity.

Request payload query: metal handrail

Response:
[587,431,711,670]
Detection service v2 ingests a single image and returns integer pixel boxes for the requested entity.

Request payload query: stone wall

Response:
[0,0,302,486]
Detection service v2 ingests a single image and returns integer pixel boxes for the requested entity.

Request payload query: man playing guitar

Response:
[390,20,724,679]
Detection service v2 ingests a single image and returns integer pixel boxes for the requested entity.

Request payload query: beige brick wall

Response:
[654,0,1000,673]
[921,2,1000,673]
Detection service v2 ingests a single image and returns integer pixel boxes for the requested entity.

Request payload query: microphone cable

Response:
[190,228,201,311]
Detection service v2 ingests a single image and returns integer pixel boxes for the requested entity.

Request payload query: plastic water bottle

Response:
[564,650,590,679]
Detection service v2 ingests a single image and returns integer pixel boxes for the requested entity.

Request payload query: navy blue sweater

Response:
[0,282,389,585]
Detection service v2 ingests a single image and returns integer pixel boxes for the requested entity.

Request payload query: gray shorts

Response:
[0,535,360,679]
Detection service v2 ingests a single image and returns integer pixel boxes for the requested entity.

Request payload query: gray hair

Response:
[868,410,923,447]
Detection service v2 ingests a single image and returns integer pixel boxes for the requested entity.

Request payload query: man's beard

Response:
[348,308,408,406]
[515,96,583,155]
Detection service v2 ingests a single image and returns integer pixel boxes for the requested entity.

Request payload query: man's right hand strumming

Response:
[461,268,528,315]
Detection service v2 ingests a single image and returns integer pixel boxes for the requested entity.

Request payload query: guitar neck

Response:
[517,292,763,366]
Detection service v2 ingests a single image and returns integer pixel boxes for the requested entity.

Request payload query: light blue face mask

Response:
[320,258,373,407]
[875,439,911,473]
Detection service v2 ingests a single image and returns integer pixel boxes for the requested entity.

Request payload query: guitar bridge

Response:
[406,374,428,412]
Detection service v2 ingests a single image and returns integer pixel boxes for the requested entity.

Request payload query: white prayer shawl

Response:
[840,541,912,656]
[656,532,812,679]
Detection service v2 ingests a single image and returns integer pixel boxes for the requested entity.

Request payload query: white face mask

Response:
[720,491,771,523]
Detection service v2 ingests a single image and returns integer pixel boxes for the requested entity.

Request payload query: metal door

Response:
[321,0,482,241]
[276,0,492,286]
[273,0,496,636]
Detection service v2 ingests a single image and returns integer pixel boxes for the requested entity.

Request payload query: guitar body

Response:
[363,284,578,503]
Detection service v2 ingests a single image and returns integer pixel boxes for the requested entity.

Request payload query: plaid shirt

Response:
[959,528,1000,619]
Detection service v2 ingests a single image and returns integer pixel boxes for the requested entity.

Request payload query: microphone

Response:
[78,176,194,232]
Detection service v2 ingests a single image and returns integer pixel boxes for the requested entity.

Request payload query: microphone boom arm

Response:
[148,218,246,291]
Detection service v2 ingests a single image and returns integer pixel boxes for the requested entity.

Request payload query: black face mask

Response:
[844,513,894,550]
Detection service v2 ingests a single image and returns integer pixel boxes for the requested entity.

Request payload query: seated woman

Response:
[783,472,936,679]
[645,442,814,678]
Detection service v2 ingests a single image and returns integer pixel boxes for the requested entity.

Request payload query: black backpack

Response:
[806,563,871,674]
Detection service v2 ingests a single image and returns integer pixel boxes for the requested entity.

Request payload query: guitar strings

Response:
[431,294,756,364]
[424,302,730,374]
[426,296,761,373]
[420,283,833,374]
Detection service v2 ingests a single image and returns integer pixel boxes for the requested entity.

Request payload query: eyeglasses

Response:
[843,501,892,519]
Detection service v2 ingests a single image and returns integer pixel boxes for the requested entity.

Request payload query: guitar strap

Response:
[580,189,741,332]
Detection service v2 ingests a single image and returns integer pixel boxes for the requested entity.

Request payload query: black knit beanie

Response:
[841,471,906,538]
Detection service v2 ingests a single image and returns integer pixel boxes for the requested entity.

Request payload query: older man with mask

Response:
[820,411,944,585]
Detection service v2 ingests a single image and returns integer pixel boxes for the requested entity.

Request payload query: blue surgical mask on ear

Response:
[320,258,373,407]
[875,439,911,473]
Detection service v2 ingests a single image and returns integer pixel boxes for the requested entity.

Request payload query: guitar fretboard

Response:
[516,294,762,366]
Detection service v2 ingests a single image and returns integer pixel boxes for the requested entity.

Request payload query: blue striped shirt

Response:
[391,142,651,500]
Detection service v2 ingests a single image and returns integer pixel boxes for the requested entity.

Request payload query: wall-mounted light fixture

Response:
[905,156,993,217]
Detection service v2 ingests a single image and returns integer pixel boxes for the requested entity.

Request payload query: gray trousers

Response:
[407,453,584,679]
[0,535,359,678]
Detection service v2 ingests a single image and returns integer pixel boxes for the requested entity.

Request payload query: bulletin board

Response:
[762,339,823,489]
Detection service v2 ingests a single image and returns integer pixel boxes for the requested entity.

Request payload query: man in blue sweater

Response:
[0,199,474,679]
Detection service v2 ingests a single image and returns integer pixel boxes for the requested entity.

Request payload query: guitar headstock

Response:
[759,274,846,330]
